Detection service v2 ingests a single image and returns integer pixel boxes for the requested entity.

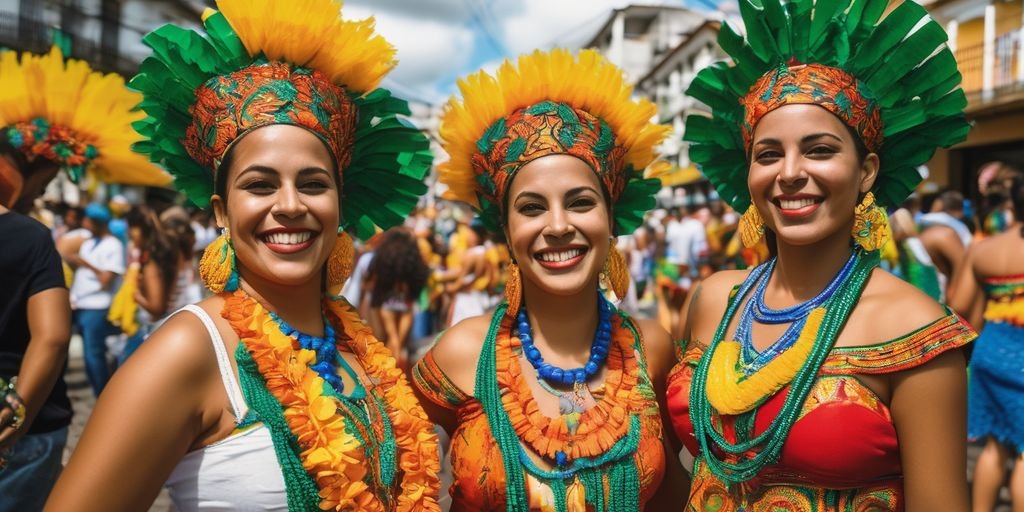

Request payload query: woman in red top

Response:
[666,0,975,510]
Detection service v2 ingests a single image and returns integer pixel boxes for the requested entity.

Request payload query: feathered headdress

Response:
[439,48,670,233]
[131,0,432,240]
[0,46,170,186]
[685,0,969,211]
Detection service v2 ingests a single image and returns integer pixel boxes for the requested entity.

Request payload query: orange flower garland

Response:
[224,291,440,511]
[497,313,643,461]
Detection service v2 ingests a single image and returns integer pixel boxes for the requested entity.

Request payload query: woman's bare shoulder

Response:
[429,313,493,394]
[841,268,948,347]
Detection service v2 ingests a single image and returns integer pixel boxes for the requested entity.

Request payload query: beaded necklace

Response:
[477,302,649,512]
[735,252,857,373]
[689,249,878,484]
[223,291,442,511]
[518,293,613,384]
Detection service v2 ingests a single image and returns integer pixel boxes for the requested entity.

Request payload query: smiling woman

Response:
[666,0,976,510]
[44,1,441,511]
[410,48,689,512]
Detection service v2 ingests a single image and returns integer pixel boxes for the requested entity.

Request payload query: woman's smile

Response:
[534,245,589,270]
[258,228,320,254]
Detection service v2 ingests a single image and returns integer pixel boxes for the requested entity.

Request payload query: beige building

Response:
[923,0,1024,198]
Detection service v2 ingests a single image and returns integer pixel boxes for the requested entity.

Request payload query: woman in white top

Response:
[46,1,441,510]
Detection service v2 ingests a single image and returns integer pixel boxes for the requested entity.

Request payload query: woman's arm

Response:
[133,261,169,318]
[0,288,71,449]
[636,318,690,508]
[45,314,216,511]
[947,246,985,328]
[889,348,969,512]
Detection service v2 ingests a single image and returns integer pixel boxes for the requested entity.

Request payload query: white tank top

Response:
[163,305,287,511]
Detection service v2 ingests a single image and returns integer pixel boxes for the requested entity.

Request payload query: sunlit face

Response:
[211,124,339,289]
[505,154,612,298]
[748,104,879,248]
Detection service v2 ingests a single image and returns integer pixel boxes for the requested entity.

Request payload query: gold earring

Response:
[326,230,355,296]
[199,229,238,293]
[851,192,891,252]
[739,205,765,248]
[504,261,522,317]
[603,242,629,300]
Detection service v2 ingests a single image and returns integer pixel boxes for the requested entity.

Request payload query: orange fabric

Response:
[741,63,882,153]
[413,318,666,511]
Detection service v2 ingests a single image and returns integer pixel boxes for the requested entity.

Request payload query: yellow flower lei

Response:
[705,308,825,415]
[225,291,441,511]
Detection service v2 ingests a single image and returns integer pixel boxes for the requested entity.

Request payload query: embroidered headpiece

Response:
[685,0,969,211]
[440,49,670,233]
[741,62,883,153]
[0,47,169,186]
[131,0,432,240]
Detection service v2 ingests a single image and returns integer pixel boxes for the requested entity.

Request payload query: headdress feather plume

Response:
[685,0,969,211]
[0,47,170,186]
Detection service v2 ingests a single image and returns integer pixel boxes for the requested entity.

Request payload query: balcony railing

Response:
[955,29,1024,103]
[0,10,138,77]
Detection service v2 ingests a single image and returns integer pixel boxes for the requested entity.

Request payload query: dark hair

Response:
[127,206,179,296]
[162,215,196,259]
[367,229,429,308]
[1010,174,1024,236]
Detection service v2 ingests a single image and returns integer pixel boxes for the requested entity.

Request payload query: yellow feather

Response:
[214,0,395,94]
[439,49,670,206]
[0,46,169,186]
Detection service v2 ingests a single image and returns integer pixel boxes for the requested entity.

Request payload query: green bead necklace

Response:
[476,302,647,512]
[689,248,879,484]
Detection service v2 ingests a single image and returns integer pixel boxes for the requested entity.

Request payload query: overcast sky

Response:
[343,0,715,105]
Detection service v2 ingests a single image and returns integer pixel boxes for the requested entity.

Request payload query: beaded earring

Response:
[504,261,522,317]
[199,229,239,293]
[603,242,629,300]
[739,205,765,248]
[326,229,354,296]
[851,192,891,252]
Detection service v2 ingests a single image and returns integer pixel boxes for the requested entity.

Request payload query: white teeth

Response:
[264,232,312,245]
[779,198,817,210]
[538,248,583,262]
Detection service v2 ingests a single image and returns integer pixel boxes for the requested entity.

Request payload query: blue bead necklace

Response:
[517,294,613,385]
[735,252,857,374]
[269,311,365,398]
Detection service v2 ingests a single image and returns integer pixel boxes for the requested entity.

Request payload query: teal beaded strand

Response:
[689,249,879,484]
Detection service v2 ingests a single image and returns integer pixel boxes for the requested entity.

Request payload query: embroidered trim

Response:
[821,313,975,375]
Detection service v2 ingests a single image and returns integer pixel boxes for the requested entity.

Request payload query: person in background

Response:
[949,175,1024,512]
[107,195,131,247]
[113,206,180,364]
[0,148,72,512]
[889,208,943,301]
[64,203,125,396]
[365,229,429,369]
[0,39,163,509]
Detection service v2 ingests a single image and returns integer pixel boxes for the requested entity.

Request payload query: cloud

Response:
[343,3,475,104]
[494,0,631,55]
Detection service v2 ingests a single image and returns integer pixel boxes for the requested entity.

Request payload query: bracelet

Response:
[0,377,25,431]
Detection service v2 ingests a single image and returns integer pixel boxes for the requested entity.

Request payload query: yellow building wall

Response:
[957,17,985,93]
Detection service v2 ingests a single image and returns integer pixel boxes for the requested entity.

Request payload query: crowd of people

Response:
[0,0,1021,511]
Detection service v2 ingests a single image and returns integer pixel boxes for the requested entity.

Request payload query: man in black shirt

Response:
[0,152,72,511]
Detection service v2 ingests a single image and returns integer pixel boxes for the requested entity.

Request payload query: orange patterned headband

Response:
[184,60,357,174]
[472,101,626,217]
[741,62,883,154]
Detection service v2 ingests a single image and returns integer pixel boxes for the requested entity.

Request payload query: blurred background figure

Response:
[109,206,182,364]
[62,203,124,397]
[949,174,1024,512]
[888,208,943,301]
[364,229,430,369]
[0,145,72,512]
